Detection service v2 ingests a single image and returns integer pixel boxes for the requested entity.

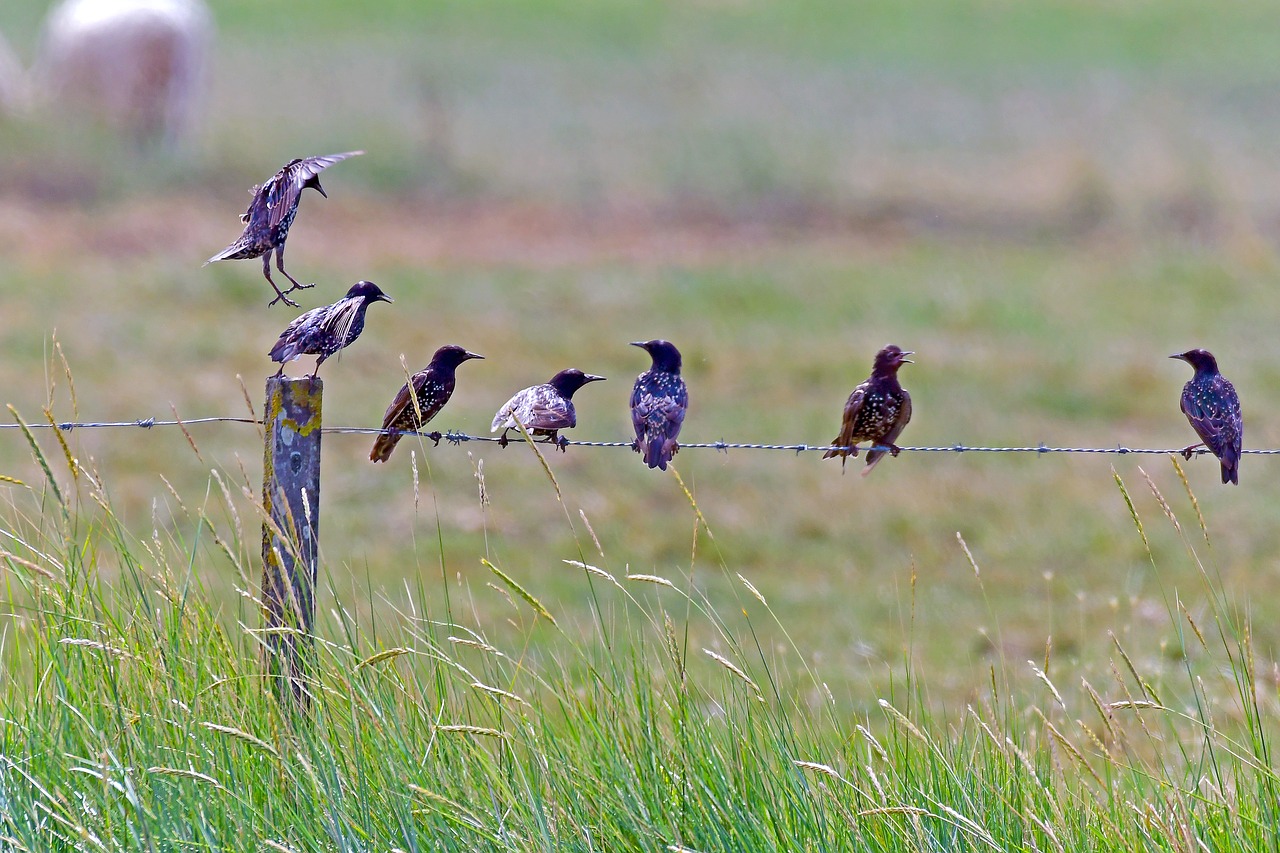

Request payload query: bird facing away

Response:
[1171,348,1242,485]
[823,344,914,476]
[491,369,606,450]
[629,339,688,471]
[205,151,363,307]
[268,280,392,378]
[370,345,484,463]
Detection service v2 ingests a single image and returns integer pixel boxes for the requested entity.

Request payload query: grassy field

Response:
[2,0,1280,846]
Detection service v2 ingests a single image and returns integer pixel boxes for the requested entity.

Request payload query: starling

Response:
[268,280,392,378]
[629,339,688,471]
[491,369,606,450]
[1171,348,1242,485]
[205,151,364,307]
[823,344,914,476]
[370,345,485,463]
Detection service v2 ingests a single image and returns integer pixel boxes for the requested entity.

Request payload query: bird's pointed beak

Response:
[585,374,607,383]
[377,294,394,304]
[465,351,485,360]
[1169,353,1186,361]
[629,341,647,349]
[314,181,328,198]
[900,351,915,363]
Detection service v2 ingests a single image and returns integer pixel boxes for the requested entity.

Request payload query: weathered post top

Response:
[261,374,322,709]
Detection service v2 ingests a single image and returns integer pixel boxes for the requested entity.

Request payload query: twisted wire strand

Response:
[1,417,1273,456]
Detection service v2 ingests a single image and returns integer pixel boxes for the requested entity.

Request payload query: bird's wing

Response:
[834,384,868,446]
[521,386,576,430]
[491,389,525,431]
[1181,379,1240,460]
[321,297,362,349]
[260,170,300,232]
[268,309,317,360]
[380,379,416,430]
[298,151,364,179]
[882,388,912,445]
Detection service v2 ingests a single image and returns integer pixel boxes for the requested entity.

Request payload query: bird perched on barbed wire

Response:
[629,339,688,471]
[370,345,485,463]
[268,280,392,378]
[1171,348,1242,485]
[491,369,606,450]
[205,151,363,307]
[823,344,914,476]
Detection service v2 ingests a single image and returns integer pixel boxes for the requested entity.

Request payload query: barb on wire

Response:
[4,417,1279,457]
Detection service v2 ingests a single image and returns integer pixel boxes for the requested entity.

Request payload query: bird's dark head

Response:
[872,344,914,375]
[346,280,393,304]
[631,339,682,372]
[1170,348,1219,375]
[431,344,485,368]
[549,369,607,398]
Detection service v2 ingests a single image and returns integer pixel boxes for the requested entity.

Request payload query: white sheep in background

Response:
[35,0,213,147]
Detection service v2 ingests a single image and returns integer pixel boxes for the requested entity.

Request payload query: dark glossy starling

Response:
[491,369,606,450]
[629,339,688,471]
[205,151,364,307]
[370,345,485,463]
[1171,348,1242,485]
[823,344,914,476]
[268,280,392,378]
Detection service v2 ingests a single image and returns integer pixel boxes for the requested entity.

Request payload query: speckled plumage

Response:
[491,369,606,449]
[629,340,687,471]
[1172,348,1242,485]
[205,151,363,307]
[823,344,913,476]
[268,280,392,378]
[370,345,484,463]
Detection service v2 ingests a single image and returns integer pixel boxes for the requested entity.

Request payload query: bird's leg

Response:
[556,434,569,452]
[428,431,442,446]
[311,355,325,379]
[1180,442,1205,460]
[888,443,902,458]
[630,439,640,453]
[275,245,314,294]
[262,255,300,308]
[497,430,510,448]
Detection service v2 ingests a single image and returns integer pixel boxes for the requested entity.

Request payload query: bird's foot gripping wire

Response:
[1180,442,1205,460]
[427,431,443,447]
[556,435,570,452]
[496,430,510,449]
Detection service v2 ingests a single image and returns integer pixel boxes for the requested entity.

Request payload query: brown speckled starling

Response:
[268,280,392,378]
[823,344,914,476]
[1171,348,1242,485]
[370,345,484,463]
[630,340,688,471]
[491,369,606,450]
[205,152,364,307]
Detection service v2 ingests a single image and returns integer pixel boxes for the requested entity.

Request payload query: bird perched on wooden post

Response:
[629,339,688,471]
[823,344,914,476]
[268,280,392,378]
[491,369,606,450]
[205,151,363,307]
[1171,348,1242,485]
[370,345,484,463]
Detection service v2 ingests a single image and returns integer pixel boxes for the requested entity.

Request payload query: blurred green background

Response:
[3,0,1280,712]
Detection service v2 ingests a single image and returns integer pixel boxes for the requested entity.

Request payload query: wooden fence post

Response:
[261,375,322,709]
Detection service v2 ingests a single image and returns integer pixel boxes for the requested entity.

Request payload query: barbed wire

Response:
[1,416,1275,457]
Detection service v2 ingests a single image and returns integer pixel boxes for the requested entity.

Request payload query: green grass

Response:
[0,420,1277,850]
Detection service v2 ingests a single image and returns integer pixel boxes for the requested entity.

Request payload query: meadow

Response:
[2,0,1280,847]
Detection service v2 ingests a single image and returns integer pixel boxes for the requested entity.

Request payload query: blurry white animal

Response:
[35,0,212,147]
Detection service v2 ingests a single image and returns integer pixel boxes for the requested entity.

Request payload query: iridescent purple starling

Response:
[205,151,364,307]
[491,369,606,450]
[370,345,484,463]
[1171,348,1242,485]
[268,280,392,378]
[823,344,913,476]
[629,339,688,471]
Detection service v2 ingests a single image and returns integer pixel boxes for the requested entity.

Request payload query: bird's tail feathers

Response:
[644,434,673,471]
[860,448,887,477]
[370,433,400,463]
